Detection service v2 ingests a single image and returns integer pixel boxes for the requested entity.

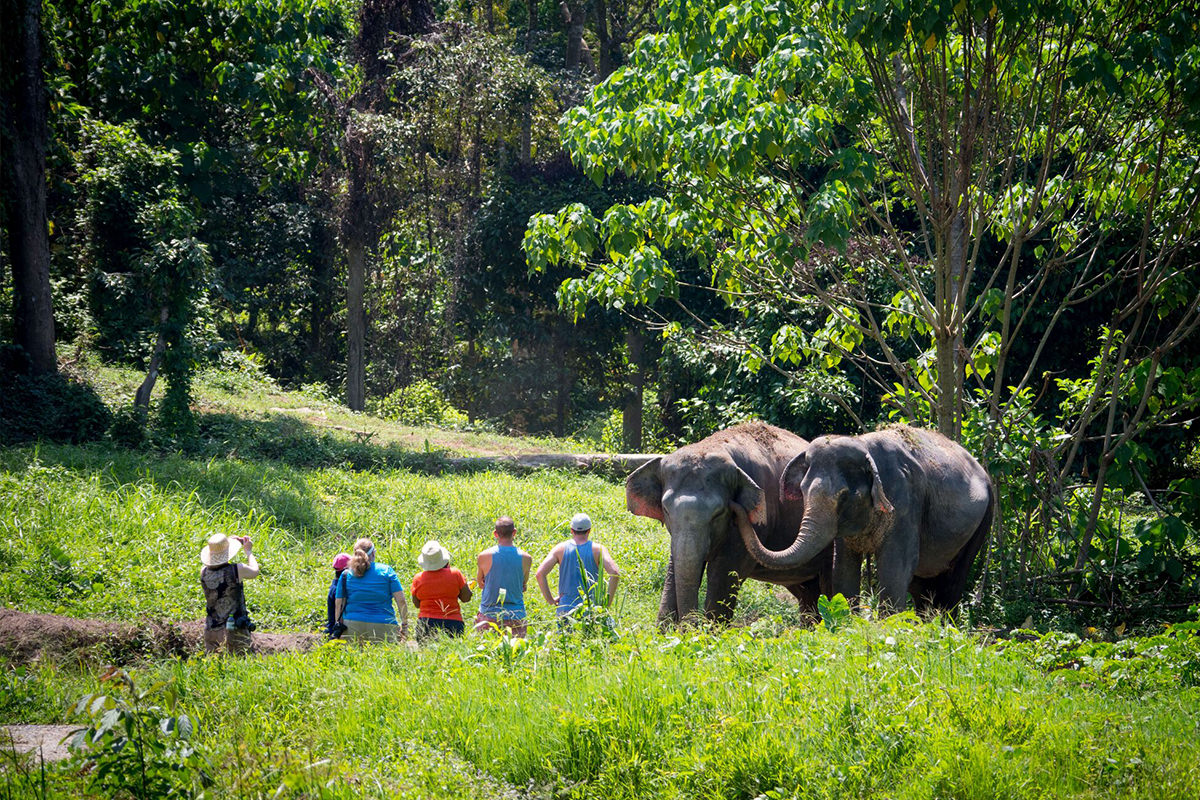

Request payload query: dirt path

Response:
[1,725,76,763]
[0,608,320,666]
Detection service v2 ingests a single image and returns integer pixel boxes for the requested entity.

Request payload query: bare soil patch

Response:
[0,608,319,666]
[1,725,76,763]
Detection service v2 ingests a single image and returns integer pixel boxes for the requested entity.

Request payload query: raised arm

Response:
[236,536,260,580]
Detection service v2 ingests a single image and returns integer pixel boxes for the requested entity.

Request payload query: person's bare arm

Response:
[393,591,409,633]
[476,551,491,588]
[597,544,621,605]
[458,582,473,603]
[521,551,532,591]
[334,597,345,621]
[236,537,260,579]
[411,591,420,610]
[535,545,561,605]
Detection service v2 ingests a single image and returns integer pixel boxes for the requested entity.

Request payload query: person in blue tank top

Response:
[474,516,533,637]
[536,513,621,622]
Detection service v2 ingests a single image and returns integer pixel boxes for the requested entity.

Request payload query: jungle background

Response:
[3,2,1200,796]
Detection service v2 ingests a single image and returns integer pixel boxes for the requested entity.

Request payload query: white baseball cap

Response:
[570,513,592,532]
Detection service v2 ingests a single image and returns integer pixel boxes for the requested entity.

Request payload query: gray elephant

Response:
[733,425,992,613]
[626,421,832,625]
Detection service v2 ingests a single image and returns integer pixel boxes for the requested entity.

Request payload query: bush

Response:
[373,380,468,427]
[0,346,112,446]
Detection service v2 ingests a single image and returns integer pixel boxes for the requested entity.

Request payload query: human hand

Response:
[239,536,253,551]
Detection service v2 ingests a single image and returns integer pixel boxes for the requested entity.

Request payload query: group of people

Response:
[199,513,621,653]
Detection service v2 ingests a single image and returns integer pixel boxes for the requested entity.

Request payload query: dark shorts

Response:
[417,617,465,640]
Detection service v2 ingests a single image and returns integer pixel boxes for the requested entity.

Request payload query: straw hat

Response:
[417,540,450,571]
[200,533,241,567]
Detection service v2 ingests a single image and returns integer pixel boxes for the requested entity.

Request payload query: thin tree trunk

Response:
[595,0,614,79]
[346,235,366,411]
[135,307,170,408]
[526,0,538,48]
[622,328,644,452]
[1,0,57,375]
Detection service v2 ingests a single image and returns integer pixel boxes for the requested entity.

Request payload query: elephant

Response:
[733,425,993,614]
[626,421,832,625]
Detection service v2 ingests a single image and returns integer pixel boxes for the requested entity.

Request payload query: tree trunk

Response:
[526,0,538,48]
[562,1,593,74]
[346,235,366,411]
[135,307,170,408]
[622,328,644,452]
[1,0,57,375]
[595,0,615,79]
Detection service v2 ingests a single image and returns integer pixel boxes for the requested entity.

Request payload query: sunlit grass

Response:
[5,622,1200,798]
[0,444,665,629]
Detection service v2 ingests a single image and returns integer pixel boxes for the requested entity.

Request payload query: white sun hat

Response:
[200,533,241,567]
[417,540,451,571]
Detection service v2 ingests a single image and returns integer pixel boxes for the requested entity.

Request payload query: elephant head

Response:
[734,436,893,570]
[627,453,768,624]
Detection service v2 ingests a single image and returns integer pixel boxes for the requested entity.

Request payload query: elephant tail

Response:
[932,479,994,610]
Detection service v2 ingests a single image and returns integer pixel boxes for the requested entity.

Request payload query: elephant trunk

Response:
[672,539,706,623]
[656,556,679,626]
[733,499,834,570]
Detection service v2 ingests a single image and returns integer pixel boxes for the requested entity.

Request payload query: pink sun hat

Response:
[332,552,351,571]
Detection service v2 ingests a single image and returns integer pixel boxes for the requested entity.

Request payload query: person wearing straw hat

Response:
[410,540,471,640]
[474,516,532,637]
[535,513,620,622]
[199,533,260,655]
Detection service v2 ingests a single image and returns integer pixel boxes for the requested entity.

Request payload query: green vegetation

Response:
[0,443,665,629]
[4,617,1200,798]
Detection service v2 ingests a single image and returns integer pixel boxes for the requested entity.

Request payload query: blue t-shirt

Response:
[335,562,404,624]
[557,540,599,616]
[479,545,526,620]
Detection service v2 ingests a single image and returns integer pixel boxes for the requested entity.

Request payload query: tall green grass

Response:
[5,621,1200,798]
[0,444,666,629]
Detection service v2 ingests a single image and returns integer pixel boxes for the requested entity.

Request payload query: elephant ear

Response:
[780,450,808,502]
[864,450,894,514]
[626,457,665,521]
[732,465,767,526]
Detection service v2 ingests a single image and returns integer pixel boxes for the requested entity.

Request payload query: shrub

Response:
[0,346,112,446]
[68,668,210,799]
[373,379,468,427]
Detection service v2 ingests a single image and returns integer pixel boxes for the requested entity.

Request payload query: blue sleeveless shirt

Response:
[479,545,526,620]
[557,539,599,615]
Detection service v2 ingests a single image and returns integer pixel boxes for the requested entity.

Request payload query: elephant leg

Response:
[787,579,821,619]
[703,561,742,623]
[875,521,919,614]
[908,576,935,617]
[832,539,862,605]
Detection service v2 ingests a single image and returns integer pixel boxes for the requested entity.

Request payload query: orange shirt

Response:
[411,567,468,621]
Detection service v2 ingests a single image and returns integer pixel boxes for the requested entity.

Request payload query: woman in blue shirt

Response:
[333,537,409,642]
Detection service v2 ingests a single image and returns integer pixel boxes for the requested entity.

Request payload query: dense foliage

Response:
[1,1,1197,616]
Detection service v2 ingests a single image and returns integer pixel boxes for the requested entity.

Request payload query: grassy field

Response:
[3,372,1200,798]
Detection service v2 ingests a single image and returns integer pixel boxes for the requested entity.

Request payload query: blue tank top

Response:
[479,545,526,619]
[557,539,599,615]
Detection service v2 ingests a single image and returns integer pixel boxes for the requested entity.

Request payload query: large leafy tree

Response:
[1,0,57,374]
[526,0,1200,575]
